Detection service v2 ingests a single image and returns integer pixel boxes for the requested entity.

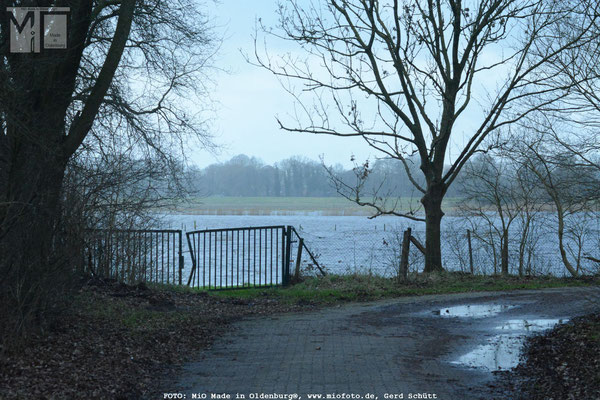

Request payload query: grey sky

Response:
[191,0,371,168]
[191,1,506,169]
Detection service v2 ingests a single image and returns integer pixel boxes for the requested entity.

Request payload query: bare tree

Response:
[505,125,600,276]
[64,146,187,231]
[255,0,599,272]
[0,0,216,338]
[458,152,543,275]
[322,155,424,221]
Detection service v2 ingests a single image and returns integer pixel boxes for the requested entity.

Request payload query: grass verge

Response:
[170,196,463,215]
[205,272,599,304]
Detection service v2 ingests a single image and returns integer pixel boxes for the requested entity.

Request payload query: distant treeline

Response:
[187,154,454,197]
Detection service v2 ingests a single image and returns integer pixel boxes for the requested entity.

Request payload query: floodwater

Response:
[164,213,600,279]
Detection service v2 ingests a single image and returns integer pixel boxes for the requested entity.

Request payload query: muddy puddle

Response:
[451,318,568,371]
[433,304,515,318]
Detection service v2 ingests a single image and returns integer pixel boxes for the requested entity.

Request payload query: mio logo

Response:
[6,7,69,53]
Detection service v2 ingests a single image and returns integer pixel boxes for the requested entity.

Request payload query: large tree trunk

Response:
[0,127,71,336]
[0,0,136,341]
[422,184,445,273]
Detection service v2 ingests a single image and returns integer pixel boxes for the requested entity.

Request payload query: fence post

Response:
[294,238,304,283]
[400,228,411,280]
[467,229,474,274]
[283,226,292,286]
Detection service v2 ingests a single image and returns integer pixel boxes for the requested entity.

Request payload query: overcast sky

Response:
[191,1,502,169]
[191,0,372,168]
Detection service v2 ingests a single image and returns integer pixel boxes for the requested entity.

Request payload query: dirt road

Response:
[167,286,600,400]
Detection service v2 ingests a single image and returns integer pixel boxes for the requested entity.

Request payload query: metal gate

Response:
[84,229,184,285]
[186,226,292,289]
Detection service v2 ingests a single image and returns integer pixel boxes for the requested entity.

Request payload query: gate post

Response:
[186,232,197,287]
[178,230,184,286]
[294,238,304,283]
[283,226,292,286]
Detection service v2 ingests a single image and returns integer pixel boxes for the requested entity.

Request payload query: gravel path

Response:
[168,286,600,399]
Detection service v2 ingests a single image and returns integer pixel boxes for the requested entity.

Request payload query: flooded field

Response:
[163,213,600,282]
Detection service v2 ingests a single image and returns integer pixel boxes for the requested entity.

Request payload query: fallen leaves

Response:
[495,312,600,399]
[0,279,316,399]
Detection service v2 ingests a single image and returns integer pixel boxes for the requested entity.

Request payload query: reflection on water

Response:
[433,304,515,318]
[496,319,568,331]
[452,318,568,371]
[453,335,523,371]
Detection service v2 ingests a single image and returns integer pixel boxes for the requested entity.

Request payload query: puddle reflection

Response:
[433,304,514,318]
[496,319,568,332]
[452,318,567,371]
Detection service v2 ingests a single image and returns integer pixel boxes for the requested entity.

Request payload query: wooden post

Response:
[409,235,426,255]
[400,228,411,280]
[467,229,474,274]
[294,238,304,282]
[288,226,326,277]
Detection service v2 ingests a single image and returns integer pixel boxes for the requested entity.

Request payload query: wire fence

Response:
[286,223,417,278]
[83,229,184,285]
[292,220,600,278]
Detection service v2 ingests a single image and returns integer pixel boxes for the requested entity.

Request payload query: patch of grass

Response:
[147,282,200,294]
[121,309,163,329]
[72,286,192,332]
[169,196,463,216]
[207,273,599,304]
